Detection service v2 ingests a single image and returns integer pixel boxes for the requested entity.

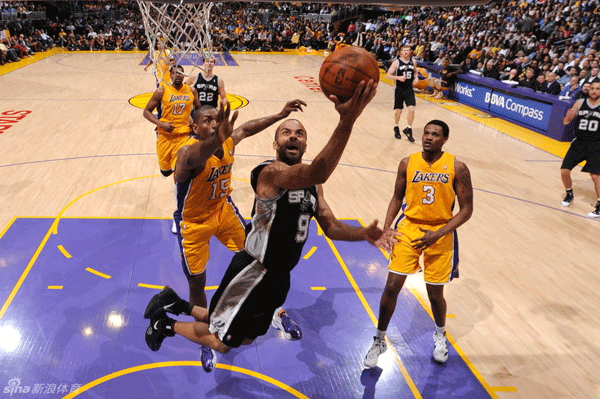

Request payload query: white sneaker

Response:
[433,331,448,363]
[364,337,387,368]
[171,220,177,234]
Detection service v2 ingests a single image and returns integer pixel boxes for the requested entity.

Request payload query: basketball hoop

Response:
[137,0,214,84]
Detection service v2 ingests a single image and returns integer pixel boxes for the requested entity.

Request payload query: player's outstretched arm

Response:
[314,185,399,251]
[174,103,238,182]
[231,99,307,145]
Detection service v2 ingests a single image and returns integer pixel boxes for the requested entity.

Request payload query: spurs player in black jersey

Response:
[186,55,227,110]
[561,78,600,218]
[143,80,398,356]
[386,45,418,142]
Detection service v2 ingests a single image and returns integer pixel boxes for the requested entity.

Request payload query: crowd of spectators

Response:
[2,0,600,100]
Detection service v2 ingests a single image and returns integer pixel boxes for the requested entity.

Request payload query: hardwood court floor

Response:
[0,50,599,398]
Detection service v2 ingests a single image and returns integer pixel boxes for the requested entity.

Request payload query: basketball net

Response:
[136,0,213,84]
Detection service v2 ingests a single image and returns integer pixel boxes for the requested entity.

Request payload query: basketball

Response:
[319,46,380,103]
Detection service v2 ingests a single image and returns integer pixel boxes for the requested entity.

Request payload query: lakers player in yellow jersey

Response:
[364,120,473,367]
[143,65,200,177]
[173,99,307,372]
[144,41,174,88]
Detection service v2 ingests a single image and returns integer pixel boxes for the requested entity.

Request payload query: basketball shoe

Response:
[403,127,415,142]
[433,331,448,363]
[364,336,387,368]
[200,345,217,373]
[394,126,401,139]
[145,313,175,351]
[144,286,188,319]
[588,201,600,218]
[272,310,302,340]
[561,190,574,207]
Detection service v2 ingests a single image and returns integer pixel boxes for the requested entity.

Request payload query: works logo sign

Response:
[454,82,475,97]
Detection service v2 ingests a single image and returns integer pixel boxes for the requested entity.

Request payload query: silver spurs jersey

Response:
[245,160,318,272]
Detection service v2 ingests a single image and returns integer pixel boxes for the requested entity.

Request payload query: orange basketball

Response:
[319,46,380,103]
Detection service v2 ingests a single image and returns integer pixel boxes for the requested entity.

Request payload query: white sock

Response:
[435,325,445,335]
[376,329,386,339]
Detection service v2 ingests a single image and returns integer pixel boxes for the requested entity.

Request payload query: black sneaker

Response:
[561,190,574,207]
[588,201,600,218]
[145,314,175,351]
[403,127,415,142]
[394,126,401,139]
[144,286,186,319]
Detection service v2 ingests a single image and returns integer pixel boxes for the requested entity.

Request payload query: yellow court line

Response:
[310,287,326,291]
[51,175,160,235]
[406,285,500,398]
[138,283,218,291]
[491,386,519,392]
[62,361,309,399]
[0,216,17,240]
[0,47,62,76]
[232,176,250,183]
[1,175,158,319]
[138,283,165,289]
[323,234,422,399]
[47,286,63,290]
[302,246,317,259]
[0,228,54,320]
[57,245,72,258]
[85,267,111,279]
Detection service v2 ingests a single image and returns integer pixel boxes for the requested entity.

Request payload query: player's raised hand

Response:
[330,80,377,123]
[280,99,307,117]
[215,102,238,143]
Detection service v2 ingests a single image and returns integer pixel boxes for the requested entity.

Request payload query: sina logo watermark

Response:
[4,377,31,396]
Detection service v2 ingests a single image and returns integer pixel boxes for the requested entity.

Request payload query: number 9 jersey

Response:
[404,152,456,224]
[245,160,318,273]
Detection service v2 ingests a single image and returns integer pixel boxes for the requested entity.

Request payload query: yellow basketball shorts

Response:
[389,218,459,285]
[179,199,246,276]
[156,133,190,173]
